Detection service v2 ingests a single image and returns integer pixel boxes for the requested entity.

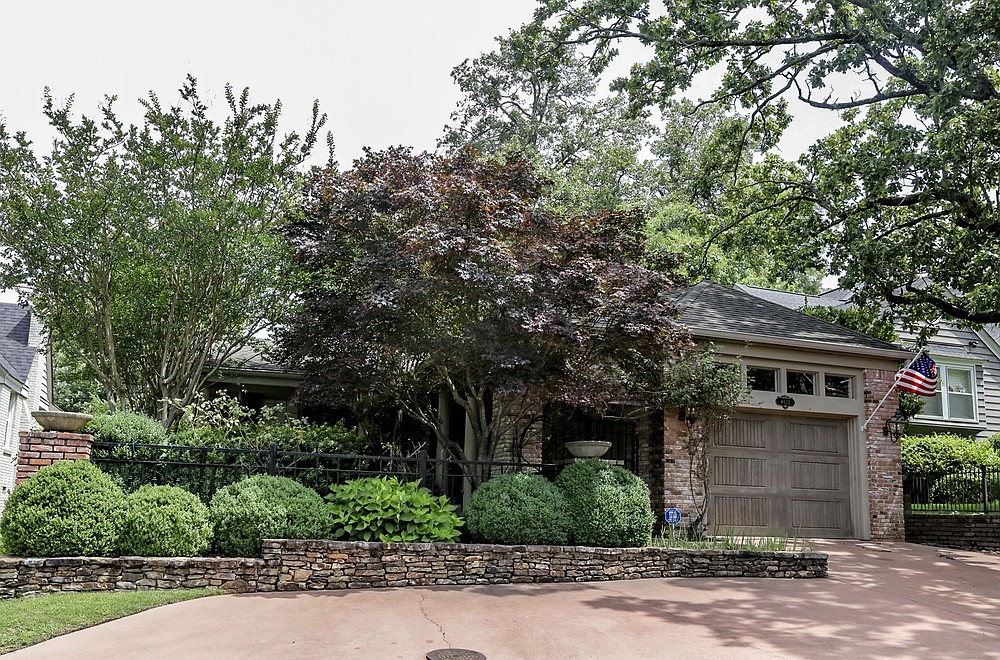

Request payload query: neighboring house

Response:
[0,303,51,510]
[738,283,1000,441]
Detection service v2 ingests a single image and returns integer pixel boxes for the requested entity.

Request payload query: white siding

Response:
[899,324,1000,440]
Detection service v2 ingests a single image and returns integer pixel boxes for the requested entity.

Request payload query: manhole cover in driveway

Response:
[426,649,486,660]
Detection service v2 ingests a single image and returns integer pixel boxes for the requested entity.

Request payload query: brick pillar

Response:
[15,431,95,485]
[863,368,904,541]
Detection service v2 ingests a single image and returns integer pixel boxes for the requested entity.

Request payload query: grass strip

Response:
[0,588,220,653]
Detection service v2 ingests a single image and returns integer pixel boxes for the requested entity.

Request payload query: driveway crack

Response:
[419,592,449,645]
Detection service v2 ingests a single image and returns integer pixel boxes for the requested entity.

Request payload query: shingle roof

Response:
[0,302,38,385]
[674,282,904,354]
[734,284,853,310]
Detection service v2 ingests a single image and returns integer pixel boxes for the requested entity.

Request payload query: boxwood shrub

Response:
[118,485,213,557]
[0,461,125,557]
[82,411,167,444]
[556,459,654,548]
[210,475,330,557]
[326,477,462,543]
[465,473,569,545]
[901,434,1000,476]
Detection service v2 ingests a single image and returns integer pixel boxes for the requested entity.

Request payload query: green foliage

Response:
[901,434,1000,476]
[465,473,570,545]
[661,348,746,418]
[0,461,124,557]
[326,477,462,543]
[556,459,654,547]
[83,411,167,444]
[800,306,898,343]
[118,485,213,557]
[898,393,926,421]
[928,473,1000,505]
[0,76,325,426]
[539,0,1000,324]
[209,475,330,557]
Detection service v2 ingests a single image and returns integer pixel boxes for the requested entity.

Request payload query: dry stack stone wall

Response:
[15,431,94,484]
[1,540,827,599]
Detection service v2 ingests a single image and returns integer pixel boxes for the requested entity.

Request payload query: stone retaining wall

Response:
[0,540,826,598]
[905,514,1000,551]
[0,556,271,599]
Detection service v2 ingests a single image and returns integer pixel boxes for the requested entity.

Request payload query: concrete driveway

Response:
[7,541,1000,659]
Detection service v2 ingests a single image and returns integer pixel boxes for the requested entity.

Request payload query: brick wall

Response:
[658,414,702,531]
[15,431,94,485]
[0,541,827,598]
[864,369,905,540]
[905,514,1000,551]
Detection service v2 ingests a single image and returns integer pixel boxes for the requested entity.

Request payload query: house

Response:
[737,283,1000,441]
[190,283,915,540]
[0,302,52,510]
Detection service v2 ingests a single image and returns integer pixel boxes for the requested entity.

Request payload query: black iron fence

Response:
[904,467,1000,513]
[90,441,570,505]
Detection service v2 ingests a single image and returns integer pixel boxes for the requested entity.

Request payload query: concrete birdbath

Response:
[31,411,93,433]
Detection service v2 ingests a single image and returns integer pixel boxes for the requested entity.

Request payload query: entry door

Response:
[709,413,853,538]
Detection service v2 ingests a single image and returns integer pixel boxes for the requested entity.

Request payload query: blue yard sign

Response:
[665,508,682,526]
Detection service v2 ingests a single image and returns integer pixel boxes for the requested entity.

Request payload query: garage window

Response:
[786,371,816,395]
[747,367,778,392]
[824,374,854,398]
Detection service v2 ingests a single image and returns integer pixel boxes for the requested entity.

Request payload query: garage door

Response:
[709,413,853,538]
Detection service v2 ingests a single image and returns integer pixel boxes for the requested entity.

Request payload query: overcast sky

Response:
[0,1,840,303]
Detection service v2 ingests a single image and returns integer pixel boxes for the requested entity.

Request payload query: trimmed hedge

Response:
[118,485,213,556]
[0,461,125,557]
[82,412,167,444]
[327,477,462,543]
[901,434,1000,476]
[556,459,654,548]
[210,476,330,557]
[465,473,569,545]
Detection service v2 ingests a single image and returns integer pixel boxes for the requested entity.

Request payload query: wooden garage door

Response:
[709,413,852,538]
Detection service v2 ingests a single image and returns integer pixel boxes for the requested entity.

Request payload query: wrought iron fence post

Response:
[418,449,429,489]
[983,467,990,514]
[268,443,278,476]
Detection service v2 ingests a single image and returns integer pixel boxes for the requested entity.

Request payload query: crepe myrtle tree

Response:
[277,147,690,482]
[0,76,325,427]
[536,0,1000,325]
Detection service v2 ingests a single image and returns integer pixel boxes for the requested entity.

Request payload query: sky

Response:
[0,1,841,303]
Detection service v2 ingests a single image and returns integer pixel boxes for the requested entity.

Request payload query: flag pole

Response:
[862,349,924,429]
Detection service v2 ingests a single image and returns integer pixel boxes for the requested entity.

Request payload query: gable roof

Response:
[734,283,853,310]
[674,282,909,358]
[0,302,38,386]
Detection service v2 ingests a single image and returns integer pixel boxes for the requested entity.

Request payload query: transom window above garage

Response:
[746,366,855,399]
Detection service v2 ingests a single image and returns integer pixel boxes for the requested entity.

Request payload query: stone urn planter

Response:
[31,410,93,433]
[564,440,612,459]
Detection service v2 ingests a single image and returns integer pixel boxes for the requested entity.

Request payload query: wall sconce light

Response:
[884,410,906,443]
[678,405,698,426]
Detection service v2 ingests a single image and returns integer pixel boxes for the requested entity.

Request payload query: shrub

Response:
[118,485,213,556]
[0,461,125,557]
[326,477,462,543]
[901,434,1000,476]
[928,473,1000,504]
[210,475,330,557]
[556,459,654,548]
[465,473,570,545]
[83,411,166,444]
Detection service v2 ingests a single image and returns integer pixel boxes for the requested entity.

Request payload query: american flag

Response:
[895,353,938,396]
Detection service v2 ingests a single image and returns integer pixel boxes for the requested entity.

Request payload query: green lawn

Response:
[0,589,220,653]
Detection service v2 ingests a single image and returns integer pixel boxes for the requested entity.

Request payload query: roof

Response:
[0,302,38,386]
[209,342,298,375]
[674,282,907,356]
[734,284,853,310]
